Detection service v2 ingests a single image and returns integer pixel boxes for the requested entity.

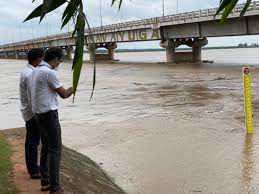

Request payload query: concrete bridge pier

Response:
[86,44,96,61]
[160,39,180,63]
[4,52,8,59]
[65,46,73,61]
[87,43,118,62]
[187,38,208,62]
[14,51,19,59]
[105,43,117,61]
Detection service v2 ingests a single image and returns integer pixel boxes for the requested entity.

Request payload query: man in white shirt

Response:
[30,47,73,194]
[19,48,44,179]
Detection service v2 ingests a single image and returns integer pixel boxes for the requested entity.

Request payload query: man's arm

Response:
[55,87,73,99]
[48,70,73,99]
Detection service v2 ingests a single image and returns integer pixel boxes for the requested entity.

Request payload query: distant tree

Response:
[24,0,252,100]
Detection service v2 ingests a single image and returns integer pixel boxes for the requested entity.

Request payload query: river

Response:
[1,48,259,193]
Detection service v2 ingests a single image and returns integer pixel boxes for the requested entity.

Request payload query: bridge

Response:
[1,1,259,63]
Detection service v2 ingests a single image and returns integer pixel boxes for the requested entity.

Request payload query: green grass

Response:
[0,134,18,194]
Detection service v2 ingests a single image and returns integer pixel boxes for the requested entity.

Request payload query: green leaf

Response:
[41,0,54,21]
[24,0,66,22]
[90,53,96,101]
[72,10,85,101]
[84,16,96,101]
[215,0,232,16]
[61,0,79,29]
[111,0,123,9]
[24,4,43,22]
[61,12,76,29]
[111,0,116,6]
[40,0,66,21]
[118,0,123,9]
[220,0,238,23]
[240,0,252,17]
[71,28,77,38]
[62,0,79,20]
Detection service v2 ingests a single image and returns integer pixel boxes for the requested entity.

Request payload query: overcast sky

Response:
[1,0,259,48]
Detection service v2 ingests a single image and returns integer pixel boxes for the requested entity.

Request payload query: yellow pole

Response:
[243,67,253,134]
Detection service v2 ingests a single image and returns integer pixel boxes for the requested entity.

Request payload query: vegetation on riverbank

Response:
[0,134,17,194]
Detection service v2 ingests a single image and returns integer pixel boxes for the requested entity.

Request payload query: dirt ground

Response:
[0,128,124,194]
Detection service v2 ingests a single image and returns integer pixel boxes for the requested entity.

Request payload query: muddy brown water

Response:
[1,50,259,193]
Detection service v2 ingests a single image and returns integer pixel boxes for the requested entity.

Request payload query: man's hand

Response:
[55,86,73,99]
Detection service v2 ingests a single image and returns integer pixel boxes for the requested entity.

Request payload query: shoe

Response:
[49,186,72,194]
[30,173,41,179]
[41,185,50,192]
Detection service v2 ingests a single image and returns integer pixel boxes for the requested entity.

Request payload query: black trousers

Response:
[25,117,41,176]
[35,110,62,192]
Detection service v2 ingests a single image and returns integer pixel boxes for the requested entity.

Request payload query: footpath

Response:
[0,128,125,194]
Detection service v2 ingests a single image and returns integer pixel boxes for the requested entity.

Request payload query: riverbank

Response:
[0,133,17,193]
[0,128,125,194]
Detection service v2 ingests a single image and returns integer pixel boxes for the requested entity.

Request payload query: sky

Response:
[0,0,259,49]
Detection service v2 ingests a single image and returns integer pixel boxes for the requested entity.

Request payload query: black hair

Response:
[44,47,63,62]
[27,48,44,64]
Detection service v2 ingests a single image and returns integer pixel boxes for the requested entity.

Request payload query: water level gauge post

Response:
[243,66,253,134]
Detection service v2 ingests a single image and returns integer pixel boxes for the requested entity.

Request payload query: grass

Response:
[0,134,17,194]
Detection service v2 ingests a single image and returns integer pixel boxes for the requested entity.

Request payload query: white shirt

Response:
[30,61,62,114]
[20,64,35,121]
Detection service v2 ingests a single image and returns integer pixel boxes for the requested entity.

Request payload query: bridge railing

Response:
[84,1,259,31]
[1,1,259,50]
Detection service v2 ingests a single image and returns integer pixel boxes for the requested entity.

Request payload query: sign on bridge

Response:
[86,29,161,43]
